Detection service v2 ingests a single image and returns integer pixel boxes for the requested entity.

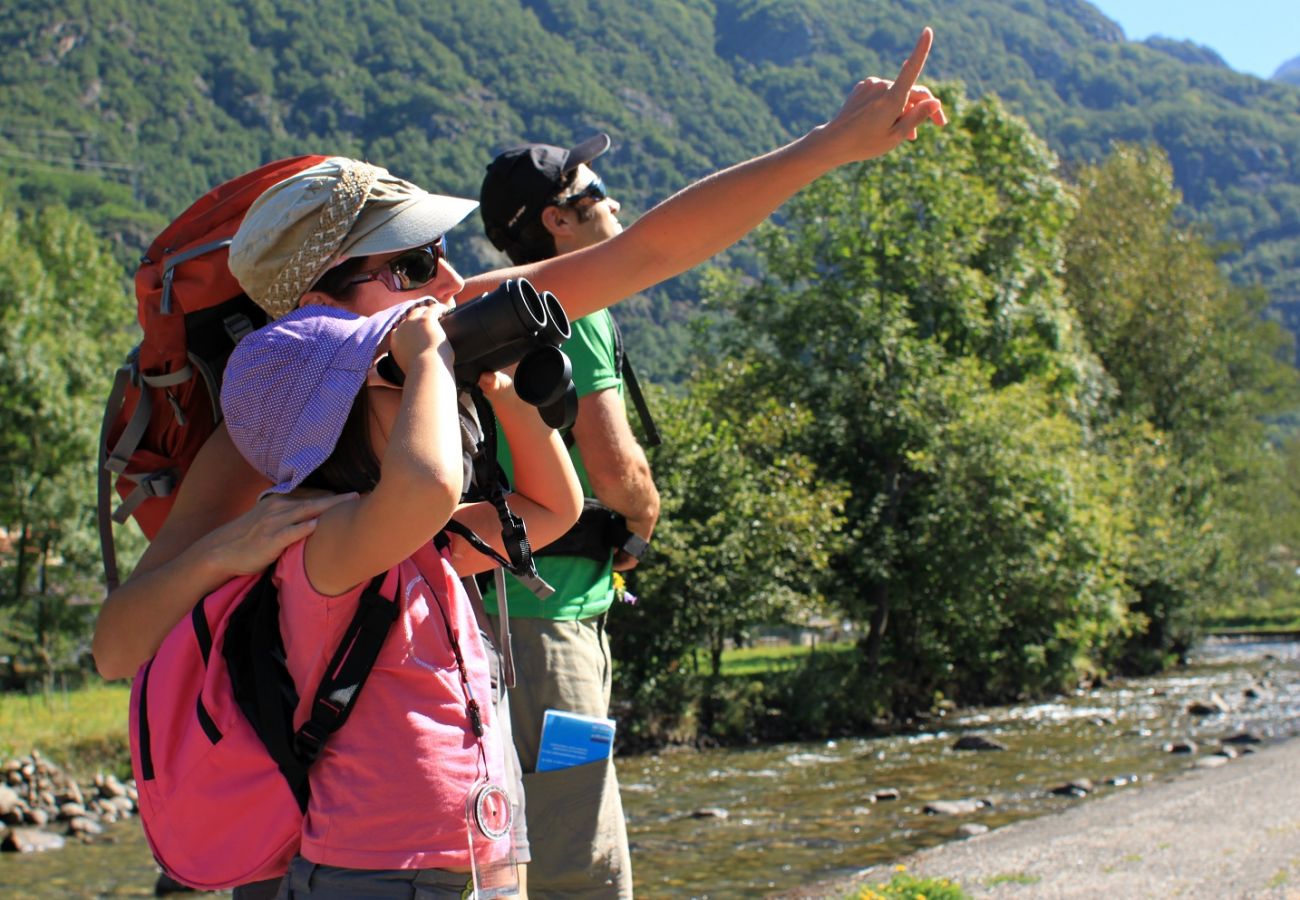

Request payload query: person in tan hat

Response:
[95,25,945,893]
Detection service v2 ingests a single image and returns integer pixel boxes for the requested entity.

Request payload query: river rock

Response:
[957,823,990,837]
[1224,731,1263,745]
[97,773,128,799]
[1049,778,1094,797]
[1194,754,1229,769]
[952,735,1008,752]
[924,798,991,816]
[1215,746,1240,759]
[1163,739,1197,754]
[105,795,135,816]
[2,826,65,853]
[0,784,20,817]
[67,815,104,837]
[1187,692,1231,716]
[58,801,87,820]
[870,788,901,802]
[1105,774,1139,787]
[25,807,49,827]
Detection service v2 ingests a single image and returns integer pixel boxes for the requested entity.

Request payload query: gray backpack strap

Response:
[460,572,514,689]
[97,359,134,592]
[97,347,193,591]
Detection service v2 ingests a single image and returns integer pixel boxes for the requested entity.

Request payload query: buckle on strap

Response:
[111,469,177,524]
[223,312,256,345]
[294,720,329,764]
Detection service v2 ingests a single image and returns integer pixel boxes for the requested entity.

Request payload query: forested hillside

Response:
[2,0,1299,375]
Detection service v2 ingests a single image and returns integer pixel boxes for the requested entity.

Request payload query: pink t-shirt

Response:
[274,537,506,870]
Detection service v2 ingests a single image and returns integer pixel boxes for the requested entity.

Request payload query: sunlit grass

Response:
[0,679,132,778]
[692,640,857,676]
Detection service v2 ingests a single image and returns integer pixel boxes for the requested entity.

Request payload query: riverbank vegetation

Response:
[853,869,970,900]
[0,681,130,778]
[610,92,1300,747]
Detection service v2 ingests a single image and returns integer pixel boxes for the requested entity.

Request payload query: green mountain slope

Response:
[2,0,1298,353]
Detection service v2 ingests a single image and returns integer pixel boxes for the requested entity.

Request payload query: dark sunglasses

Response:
[556,177,609,207]
[348,236,448,293]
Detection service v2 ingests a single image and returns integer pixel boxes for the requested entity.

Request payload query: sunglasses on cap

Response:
[347,236,448,293]
[556,177,609,207]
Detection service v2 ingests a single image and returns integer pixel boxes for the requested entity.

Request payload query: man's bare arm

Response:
[570,387,659,570]
[462,28,945,318]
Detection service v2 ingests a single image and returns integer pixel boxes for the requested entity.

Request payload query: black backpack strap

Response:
[227,566,311,811]
[228,566,402,813]
[610,314,661,448]
[466,386,554,600]
[293,570,399,766]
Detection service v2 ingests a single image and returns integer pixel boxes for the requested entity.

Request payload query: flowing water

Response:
[2,639,1297,899]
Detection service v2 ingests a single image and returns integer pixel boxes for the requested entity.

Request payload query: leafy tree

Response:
[610,367,846,726]
[0,201,134,688]
[702,92,1132,707]
[889,364,1133,701]
[1064,145,1300,668]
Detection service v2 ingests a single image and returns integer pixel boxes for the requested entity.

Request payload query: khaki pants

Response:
[502,615,632,899]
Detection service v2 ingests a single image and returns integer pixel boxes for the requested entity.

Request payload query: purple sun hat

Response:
[221,299,423,494]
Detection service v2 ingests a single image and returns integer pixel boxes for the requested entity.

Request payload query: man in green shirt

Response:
[480,134,659,899]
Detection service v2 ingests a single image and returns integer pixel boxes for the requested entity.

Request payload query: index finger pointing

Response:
[889,26,934,100]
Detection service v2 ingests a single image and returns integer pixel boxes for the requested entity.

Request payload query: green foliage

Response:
[1,1,1299,379]
[0,202,134,687]
[612,368,847,683]
[1064,146,1300,668]
[700,95,1135,707]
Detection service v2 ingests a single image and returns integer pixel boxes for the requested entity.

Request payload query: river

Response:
[2,638,1296,899]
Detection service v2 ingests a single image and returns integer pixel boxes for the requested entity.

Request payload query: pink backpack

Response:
[129,564,397,890]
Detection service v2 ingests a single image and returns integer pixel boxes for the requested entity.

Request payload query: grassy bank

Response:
[0,680,132,780]
[692,640,856,676]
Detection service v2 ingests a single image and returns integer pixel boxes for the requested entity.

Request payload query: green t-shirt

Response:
[483,309,621,620]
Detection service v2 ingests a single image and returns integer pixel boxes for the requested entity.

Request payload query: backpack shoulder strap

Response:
[292,570,399,767]
[609,313,661,448]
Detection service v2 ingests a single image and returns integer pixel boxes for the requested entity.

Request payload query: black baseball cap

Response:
[480,133,611,249]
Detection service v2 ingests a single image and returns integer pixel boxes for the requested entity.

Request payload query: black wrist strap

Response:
[619,533,650,561]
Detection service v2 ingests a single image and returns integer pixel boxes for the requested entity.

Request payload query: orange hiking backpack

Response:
[97,155,328,590]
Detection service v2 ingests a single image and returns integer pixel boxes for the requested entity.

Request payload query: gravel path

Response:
[781,736,1300,899]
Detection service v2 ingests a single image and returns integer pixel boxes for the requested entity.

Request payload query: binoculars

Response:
[379,278,577,430]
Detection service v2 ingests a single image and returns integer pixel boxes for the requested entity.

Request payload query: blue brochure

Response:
[536,709,616,772]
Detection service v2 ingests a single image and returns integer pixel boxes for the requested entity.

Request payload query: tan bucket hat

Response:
[229,157,479,319]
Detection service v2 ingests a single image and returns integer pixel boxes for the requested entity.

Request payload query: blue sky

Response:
[1088,1,1297,79]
